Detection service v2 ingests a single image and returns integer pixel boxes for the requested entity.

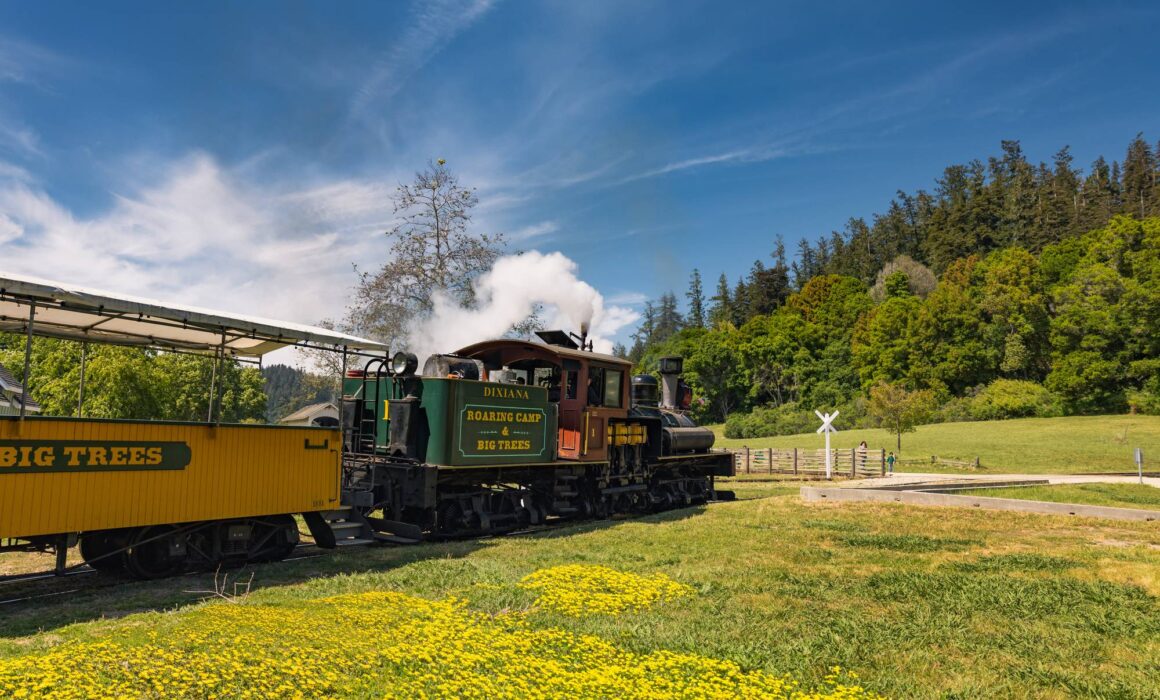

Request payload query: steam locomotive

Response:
[321,330,733,543]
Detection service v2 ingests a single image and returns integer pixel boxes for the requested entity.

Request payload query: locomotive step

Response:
[335,538,376,547]
[328,521,366,535]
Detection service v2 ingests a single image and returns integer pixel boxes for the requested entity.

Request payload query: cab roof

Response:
[453,339,632,369]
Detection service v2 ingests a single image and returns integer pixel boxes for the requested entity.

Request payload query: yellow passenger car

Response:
[0,273,386,578]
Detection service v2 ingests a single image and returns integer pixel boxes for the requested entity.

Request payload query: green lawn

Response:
[711,414,1160,474]
[957,482,1160,510]
[2,494,1158,698]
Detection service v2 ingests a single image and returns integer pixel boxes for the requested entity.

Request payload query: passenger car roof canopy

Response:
[0,271,387,357]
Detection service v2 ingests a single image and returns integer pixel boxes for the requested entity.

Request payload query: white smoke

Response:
[407,251,639,363]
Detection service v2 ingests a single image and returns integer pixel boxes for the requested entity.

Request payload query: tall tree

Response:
[654,292,683,344]
[730,276,750,326]
[1122,134,1157,218]
[708,273,732,327]
[349,160,504,342]
[685,269,706,329]
[628,300,660,365]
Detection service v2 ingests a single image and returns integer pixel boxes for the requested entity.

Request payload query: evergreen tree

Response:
[708,273,732,327]
[685,269,706,328]
[654,292,683,344]
[1122,133,1157,218]
[731,277,750,326]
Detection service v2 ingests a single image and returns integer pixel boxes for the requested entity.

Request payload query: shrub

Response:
[723,402,817,439]
[723,397,871,439]
[1126,389,1160,415]
[935,396,974,423]
[969,379,1061,420]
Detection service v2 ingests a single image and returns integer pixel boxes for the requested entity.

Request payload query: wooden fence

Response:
[728,447,885,478]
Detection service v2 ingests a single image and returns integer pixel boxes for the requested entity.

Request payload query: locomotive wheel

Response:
[250,515,299,563]
[79,532,127,574]
[437,501,467,536]
[124,526,185,580]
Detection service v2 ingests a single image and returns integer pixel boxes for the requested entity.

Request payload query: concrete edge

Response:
[799,486,1160,522]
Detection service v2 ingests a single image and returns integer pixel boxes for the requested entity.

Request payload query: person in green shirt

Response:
[886,451,896,475]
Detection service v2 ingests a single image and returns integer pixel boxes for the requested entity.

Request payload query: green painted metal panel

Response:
[342,374,402,452]
[421,378,556,467]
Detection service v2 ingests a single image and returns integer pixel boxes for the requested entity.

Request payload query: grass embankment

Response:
[2,493,1158,698]
[958,482,1160,511]
[711,414,1160,474]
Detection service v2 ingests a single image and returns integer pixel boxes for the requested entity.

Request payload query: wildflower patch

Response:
[519,564,694,617]
[0,590,881,699]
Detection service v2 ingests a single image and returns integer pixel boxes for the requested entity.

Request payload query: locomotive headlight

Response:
[391,351,418,376]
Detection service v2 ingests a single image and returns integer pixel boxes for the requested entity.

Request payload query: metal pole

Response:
[206,349,218,423]
[824,428,832,480]
[77,342,88,418]
[339,345,348,429]
[214,347,225,426]
[19,301,35,421]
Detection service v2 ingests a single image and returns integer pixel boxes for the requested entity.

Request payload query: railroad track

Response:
[0,544,328,607]
[0,501,717,608]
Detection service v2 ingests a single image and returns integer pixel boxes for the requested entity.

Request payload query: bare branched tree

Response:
[348,160,505,344]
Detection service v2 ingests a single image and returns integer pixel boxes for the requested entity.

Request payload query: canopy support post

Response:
[214,330,226,426]
[19,301,35,423]
[77,342,88,418]
[206,349,219,423]
[339,345,348,439]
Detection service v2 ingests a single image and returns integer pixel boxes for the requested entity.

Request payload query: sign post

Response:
[815,410,839,480]
[1136,448,1144,485]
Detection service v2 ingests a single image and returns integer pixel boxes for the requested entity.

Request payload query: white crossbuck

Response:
[815,410,839,479]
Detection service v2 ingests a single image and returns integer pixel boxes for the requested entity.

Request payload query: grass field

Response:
[711,414,1160,474]
[957,482,1160,511]
[2,492,1158,698]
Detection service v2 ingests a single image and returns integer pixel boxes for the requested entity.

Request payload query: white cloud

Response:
[508,220,558,242]
[606,291,649,306]
[0,152,394,329]
[0,212,20,244]
[0,121,40,158]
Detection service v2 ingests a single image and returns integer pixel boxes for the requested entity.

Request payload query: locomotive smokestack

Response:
[579,322,590,352]
[658,356,683,409]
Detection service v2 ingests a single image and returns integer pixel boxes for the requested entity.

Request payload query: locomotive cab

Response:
[451,337,637,462]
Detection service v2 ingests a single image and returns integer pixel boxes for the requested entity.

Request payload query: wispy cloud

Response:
[0,153,393,325]
[606,291,649,306]
[508,220,559,242]
[0,35,69,87]
[349,0,495,119]
[0,36,68,159]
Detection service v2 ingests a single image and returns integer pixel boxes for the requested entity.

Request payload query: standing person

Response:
[886,451,896,475]
[857,440,868,472]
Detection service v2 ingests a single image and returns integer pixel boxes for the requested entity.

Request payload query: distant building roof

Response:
[279,402,337,424]
[0,362,40,413]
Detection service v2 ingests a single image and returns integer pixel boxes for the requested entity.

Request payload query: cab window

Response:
[602,369,623,408]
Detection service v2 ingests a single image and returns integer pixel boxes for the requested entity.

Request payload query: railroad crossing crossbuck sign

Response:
[815,410,838,480]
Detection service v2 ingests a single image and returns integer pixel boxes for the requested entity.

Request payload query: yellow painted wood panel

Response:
[0,417,341,538]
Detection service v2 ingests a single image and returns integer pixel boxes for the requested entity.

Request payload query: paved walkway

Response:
[846,471,1160,489]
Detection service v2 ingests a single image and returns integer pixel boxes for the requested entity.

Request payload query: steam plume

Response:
[407,251,639,363]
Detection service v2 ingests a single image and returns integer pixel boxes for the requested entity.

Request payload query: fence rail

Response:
[728,447,885,478]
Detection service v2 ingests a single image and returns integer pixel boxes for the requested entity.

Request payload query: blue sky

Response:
[1,1,1158,347]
